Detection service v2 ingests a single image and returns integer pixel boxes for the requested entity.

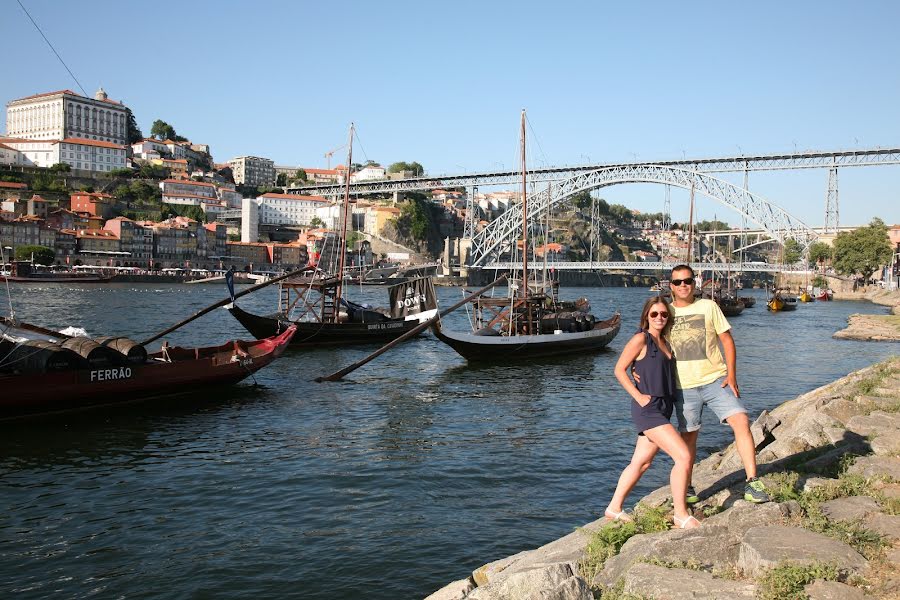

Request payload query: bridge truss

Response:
[289,147,900,197]
[468,165,818,267]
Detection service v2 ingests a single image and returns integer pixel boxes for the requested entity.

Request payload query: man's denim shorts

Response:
[674,378,747,432]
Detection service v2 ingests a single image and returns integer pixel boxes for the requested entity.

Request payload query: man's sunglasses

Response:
[671,277,695,287]
[649,311,669,319]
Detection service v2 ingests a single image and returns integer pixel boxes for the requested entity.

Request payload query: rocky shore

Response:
[425,356,900,600]
[834,289,900,342]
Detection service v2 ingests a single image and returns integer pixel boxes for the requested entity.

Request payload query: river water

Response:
[0,282,896,599]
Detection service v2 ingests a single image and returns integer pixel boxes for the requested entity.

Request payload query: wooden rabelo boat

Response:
[229,124,431,348]
[0,316,295,420]
[431,286,621,361]
[767,290,798,312]
[738,296,756,308]
[228,272,422,347]
[431,110,621,362]
[715,294,745,317]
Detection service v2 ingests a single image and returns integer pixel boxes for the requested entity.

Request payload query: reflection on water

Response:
[0,284,897,599]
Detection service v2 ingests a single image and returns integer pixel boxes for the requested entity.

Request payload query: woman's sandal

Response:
[604,509,634,523]
[673,514,701,529]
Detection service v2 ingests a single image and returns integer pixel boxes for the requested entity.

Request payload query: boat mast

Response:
[333,122,355,321]
[520,109,528,300]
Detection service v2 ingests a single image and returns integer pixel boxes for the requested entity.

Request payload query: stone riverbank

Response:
[425,356,900,600]
[834,289,900,342]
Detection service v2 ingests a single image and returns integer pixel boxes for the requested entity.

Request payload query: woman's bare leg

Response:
[644,423,695,525]
[606,435,659,516]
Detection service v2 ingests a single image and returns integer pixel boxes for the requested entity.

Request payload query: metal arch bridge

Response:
[288,146,900,196]
[468,165,817,267]
[481,261,801,273]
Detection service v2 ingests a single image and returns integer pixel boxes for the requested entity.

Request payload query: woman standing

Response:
[604,297,699,529]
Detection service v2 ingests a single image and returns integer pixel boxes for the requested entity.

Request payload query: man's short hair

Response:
[671,264,695,277]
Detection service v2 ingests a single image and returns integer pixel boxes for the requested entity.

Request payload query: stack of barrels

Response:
[0,336,147,374]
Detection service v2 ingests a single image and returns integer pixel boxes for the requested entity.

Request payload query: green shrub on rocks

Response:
[756,561,840,600]
[598,579,652,600]
[762,468,888,560]
[580,505,670,584]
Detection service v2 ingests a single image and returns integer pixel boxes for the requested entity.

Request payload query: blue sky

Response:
[4,0,899,227]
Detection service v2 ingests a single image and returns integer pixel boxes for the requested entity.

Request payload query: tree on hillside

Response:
[309,216,324,228]
[387,161,424,176]
[15,245,55,265]
[291,169,308,183]
[570,191,592,210]
[782,238,803,264]
[808,241,833,266]
[150,119,176,140]
[832,218,892,282]
[276,173,288,187]
[696,219,730,231]
[126,108,143,144]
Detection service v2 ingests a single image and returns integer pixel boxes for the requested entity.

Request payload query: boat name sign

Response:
[89,367,133,382]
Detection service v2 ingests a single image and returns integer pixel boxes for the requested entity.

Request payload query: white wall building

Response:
[0,142,22,166]
[350,164,386,183]
[228,155,275,187]
[5,88,130,145]
[0,137,126,172]
[256,193,329,227]
[131,138,169,160]
[241,198,259,243]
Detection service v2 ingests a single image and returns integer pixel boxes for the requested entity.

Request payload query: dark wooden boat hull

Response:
[0,326,295,420]
[432,314,621,361]
[0,274,114,283]
[228,303,422,347]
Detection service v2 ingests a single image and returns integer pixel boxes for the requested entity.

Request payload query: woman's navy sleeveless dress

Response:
[630,330,677,435]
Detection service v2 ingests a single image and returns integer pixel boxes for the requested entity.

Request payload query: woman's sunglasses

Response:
[671,277,695,286]
[649,311,669,319]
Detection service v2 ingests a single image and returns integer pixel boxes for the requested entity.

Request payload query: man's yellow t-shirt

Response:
[669,298,731,389]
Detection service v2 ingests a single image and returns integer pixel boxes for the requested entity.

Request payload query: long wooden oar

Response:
[140,268,311,346]
[315,274,508,382]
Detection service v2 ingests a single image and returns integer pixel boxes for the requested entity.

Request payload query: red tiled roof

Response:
[12,90,79,102]
[0,181,27,189]
[161,179,215,187]
[163,193,218,201]
[259,193,329,202]
[58,138,125,150]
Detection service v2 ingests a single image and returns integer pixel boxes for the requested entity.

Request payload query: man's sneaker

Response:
[686,486,699,505]
[744,477,770,503]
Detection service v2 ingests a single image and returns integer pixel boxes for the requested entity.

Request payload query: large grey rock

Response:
[820,398,871,425]
[423,577,474,600]
[864,512,900,542]
[819,496,880,522]
[845,412,900,438]
[804,579,872,600]
[800,476,836,493]
[750,410,780,448]
[803,438,871,473]
[472,522,602,586]
[846,455,900,480]
[870,434,900,456]
[875,482,900,500]
[702,500,788,535]
[620,563,756,599]
[738,525,868,577]
[523,576,592,600]
[468,564,573,600]
[595,525,739,588]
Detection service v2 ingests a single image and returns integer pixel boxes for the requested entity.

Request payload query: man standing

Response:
[667,264,769,504]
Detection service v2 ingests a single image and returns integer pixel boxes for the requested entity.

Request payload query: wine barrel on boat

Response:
[94,336,148,365]
[60,337,120,367]
[0,340,81,373]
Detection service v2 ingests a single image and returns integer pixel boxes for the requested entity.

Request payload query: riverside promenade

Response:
[426,353,900,599]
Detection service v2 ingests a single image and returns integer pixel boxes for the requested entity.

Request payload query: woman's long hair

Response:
[638,296,673,339]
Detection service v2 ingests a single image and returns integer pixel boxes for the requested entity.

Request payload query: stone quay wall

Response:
[425,356,900,600]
